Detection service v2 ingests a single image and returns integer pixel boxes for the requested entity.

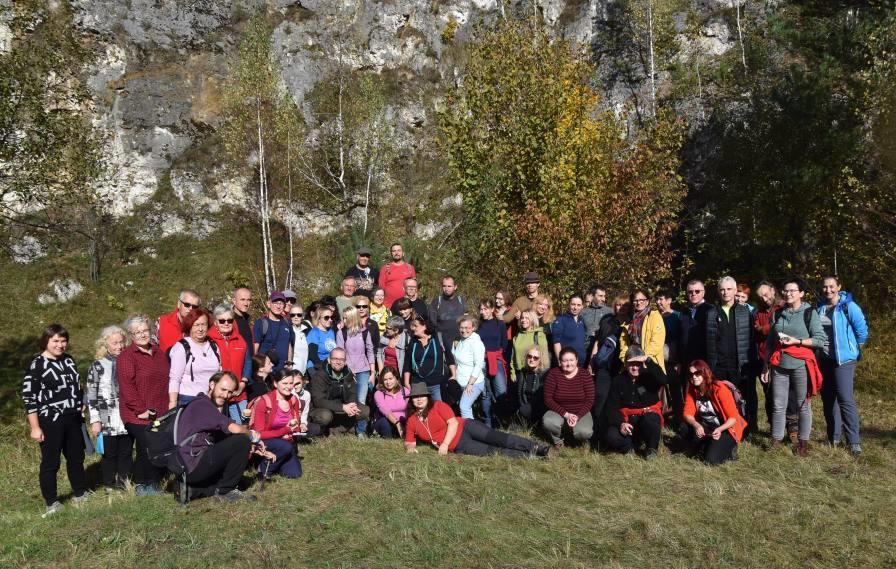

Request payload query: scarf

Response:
[629,306,650,346]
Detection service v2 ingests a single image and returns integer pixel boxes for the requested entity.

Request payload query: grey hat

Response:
[624,345,648,363]
[407,382,431,398]
[357,247,372,256]
[282,289,297,300]
[523,271,541,284]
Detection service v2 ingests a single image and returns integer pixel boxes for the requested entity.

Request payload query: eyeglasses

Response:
[180,300,198,309]
[633,298,648,303]
[330,357,346,362]
[217,318,234,324]
[686,290,703,295]
[782,289,800,294]
[132,329,150,336]
[290,312,303,317]
[526,355,541,360]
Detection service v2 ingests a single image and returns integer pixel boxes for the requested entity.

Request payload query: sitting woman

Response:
[372,366,409,438]
[516,345,549,425]
[683,360,747,465]
[542,347,595,450]
[604,346,669,460]
[245,353,274,404]
[404,383,549,458]
[86,325,131,491]
[249,370,303,480]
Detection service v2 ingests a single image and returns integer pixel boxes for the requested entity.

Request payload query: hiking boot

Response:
[553,441,565,453]
[534,444,551,458]
[768,438,782,451]
[41,501,63,518]
[795,440,809,457]
[215,488,257,503]
[849,444,862,456]
[644,449,658,461]
[135,484,162,497]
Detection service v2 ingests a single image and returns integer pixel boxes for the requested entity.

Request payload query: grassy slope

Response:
[2,236,895,568]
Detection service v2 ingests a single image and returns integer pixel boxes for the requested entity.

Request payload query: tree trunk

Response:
[734,0,747,72]
[647,0,656,119]
[257,103,272,295]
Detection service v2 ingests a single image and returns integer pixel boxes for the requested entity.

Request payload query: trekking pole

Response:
[258,457,272,493]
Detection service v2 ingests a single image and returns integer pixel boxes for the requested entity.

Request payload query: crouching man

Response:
[309,348,371,436]
[178,371,272,502]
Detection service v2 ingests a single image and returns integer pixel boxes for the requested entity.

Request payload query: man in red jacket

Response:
[155,289,201,352]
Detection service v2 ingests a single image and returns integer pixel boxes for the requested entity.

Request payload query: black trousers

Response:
[591,369,613,437]
[186,435,251,497]
[309,406,370,435]
[453,420,538,458]
[101,433,134,488]
[604,413,662,453]
[126,423,165,485]
[38,414,87,505]
[689,427,738,465]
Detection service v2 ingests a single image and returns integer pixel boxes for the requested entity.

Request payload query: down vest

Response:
[705,304,755,373]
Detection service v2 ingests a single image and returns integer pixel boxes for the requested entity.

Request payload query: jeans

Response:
[100,433,134,488]
[373,416,403,438]
[227,400,248,424]
[459,381,486,420]
[820,359,860,444]
[38,414,88,505]
[259,437,302,479]
[453,420,539,458]
[542,410,594,445]
[125,422,165,485]
[186,434,251,498]
[178,394,197,407]
[427,383,442,401]
[480,363,508,427]
[355,371,372,434]
[604,413,662,453]
[771,365,812,442]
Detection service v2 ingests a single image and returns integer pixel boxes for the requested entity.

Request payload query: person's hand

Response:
[137,410,150,420]
[760,368,770,385]
[343,403,360,416]
[299,423,308,433]
[30,426,44,443]
[711,427,723,440]
[694,424,705,439]
[406,446,418,454]
[369,376,375,386]
[438,444,450,456]
[91,422,102,437]
[396,423,404,437]
[565,413,578,428]
[779,335,798,346]
[620,422,633,436]
[464,382,476,395]
[673,363,681,375]
[234,381,247,397]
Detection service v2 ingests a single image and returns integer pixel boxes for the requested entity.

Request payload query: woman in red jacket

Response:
[209,304,252,423]
[249,370,303,479]
[683,359,747,465]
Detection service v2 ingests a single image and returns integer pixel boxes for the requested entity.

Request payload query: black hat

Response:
[523,271,541,284]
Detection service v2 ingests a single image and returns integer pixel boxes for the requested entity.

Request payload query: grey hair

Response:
[95,325,126,359]
[457,314,479,329]
[718,276,737,290]
[122,314,151,337]
[213,303,235,319]
[385,315,405,330]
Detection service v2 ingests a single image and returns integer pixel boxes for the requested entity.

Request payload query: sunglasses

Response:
[689,370,702,377]
[290,312,303,317]
[526,355,541,360]
[180,300,198,309]
[356,304,370,309]
[322,316,333,321]
[217,318,234,324]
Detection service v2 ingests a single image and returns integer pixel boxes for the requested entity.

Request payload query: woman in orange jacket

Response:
[683,359,747,465]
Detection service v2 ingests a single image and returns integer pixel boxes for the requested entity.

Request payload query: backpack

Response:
[717,380,748,420]
[145,403,200,477]
[340,327,370,352]
[170,338,221,380]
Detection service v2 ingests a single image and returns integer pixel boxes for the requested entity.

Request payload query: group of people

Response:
[21,242,869,518]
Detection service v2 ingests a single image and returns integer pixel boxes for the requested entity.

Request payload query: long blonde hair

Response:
[342,306,363,335]
[94,325,126,359]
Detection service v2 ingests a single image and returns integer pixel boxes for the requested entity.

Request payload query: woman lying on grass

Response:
[403,382,550,459]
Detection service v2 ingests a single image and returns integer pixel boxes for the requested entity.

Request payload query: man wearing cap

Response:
[345,248,379,299]
[503,272,542,324]
[380,243,416,308]
[253,291,295,372]
[603,346,669,459]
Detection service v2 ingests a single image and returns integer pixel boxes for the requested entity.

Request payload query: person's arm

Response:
[85,361,102,426]
[617,323,630,365]
[682,389,703,435]
[404,415,418,453]
[498,321,508,351]
[580,370,595,416]
[644,311,666,365]
[805,309,826,347]
[365,331,376,377]
[472,337,486,384]
[240,349,252,387]
[287,328,295,363]
[848,302,869,347]
[168,342,187,409]
[439,417,460,456]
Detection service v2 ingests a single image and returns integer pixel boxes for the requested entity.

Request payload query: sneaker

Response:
[41,501,63,518]
[356,432,367,439]
[644,449,658,461]
[730,447,739,461]
[214,488,257,503]
[135,483,162,497]
[534,444,551,458]
[849,444,862,456]
[72,492,91,507]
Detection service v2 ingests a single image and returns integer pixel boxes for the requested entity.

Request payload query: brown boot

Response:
[796,440,809,457]
[768,438,782,451]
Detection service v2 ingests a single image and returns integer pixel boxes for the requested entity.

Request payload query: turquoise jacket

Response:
[816,292,868,366]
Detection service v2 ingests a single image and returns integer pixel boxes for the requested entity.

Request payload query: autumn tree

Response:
[442,19,687,297]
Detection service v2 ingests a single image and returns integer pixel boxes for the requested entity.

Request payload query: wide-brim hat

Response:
[407,382,431,399]
[523,271,541,284]
[624,345,648,363]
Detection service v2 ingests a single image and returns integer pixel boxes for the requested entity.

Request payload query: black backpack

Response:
[145,403,200,477]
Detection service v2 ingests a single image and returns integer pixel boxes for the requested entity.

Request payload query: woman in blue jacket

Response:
[817,276,869,455]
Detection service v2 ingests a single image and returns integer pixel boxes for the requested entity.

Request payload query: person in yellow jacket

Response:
[619,288,666,373]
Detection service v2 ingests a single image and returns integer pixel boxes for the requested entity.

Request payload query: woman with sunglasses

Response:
[618,287,666,373]
[683,360,747,465]
[509,309,550,384]
[306,306,337,369]
[209,304,252,422]
[517,345,549,425]
[289,304,309,376]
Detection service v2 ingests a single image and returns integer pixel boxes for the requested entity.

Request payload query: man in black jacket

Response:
[675,279,711,435]
[706,276,758,437]
[309,348,370,436]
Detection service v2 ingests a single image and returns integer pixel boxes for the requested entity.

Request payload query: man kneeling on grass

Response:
[177,371,273,502]
[603,346,668,460]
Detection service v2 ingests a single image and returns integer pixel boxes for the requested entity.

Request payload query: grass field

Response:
[1,331,894,568]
